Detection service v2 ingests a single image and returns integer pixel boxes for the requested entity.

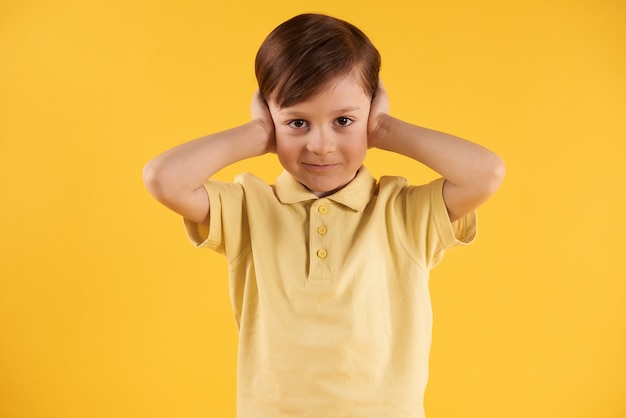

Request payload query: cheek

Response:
[275,135,300,162]
[346,129,369,154]
[353,141,368,161]
[275,133,291,151]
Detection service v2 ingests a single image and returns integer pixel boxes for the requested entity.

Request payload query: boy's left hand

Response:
[367,79,390,148]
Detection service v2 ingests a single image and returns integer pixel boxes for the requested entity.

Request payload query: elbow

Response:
[142,158,170,202]
[483,153,506,196]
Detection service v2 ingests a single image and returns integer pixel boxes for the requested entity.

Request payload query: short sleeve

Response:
[400,177,477,268]
[183,179,247,256]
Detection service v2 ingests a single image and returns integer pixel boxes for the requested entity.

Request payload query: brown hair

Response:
[255,13,381,108]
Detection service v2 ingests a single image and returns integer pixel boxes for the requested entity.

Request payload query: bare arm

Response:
[368,81,505,222]
[143,92,275,224]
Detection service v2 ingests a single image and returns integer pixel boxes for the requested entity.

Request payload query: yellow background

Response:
[1,0,625,417]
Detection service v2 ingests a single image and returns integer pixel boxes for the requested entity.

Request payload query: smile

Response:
[302,163,338,171]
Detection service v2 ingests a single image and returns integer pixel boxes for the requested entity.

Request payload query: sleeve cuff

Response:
[183,183,223,250]
[432,178,478,248]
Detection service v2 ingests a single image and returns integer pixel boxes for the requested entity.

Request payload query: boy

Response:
[144,13,504,418]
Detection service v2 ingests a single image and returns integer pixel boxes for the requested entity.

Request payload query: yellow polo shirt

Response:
[184,167,476,418]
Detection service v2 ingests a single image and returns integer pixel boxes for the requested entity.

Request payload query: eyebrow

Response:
[279,106,361,117]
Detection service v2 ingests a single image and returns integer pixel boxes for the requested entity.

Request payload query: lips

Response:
[302,163,338,171]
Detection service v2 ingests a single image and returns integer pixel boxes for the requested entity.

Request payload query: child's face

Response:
[268,73,371,197]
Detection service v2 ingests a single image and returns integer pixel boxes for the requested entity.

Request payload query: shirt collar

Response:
[274,166,376,212]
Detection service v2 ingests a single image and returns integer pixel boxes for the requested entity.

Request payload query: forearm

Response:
[372,114,505,220]
[374,115,501,186]
[143,119,271,221]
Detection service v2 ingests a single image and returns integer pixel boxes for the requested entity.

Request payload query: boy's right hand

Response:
[143,91,280,224]
[251,90,276,154]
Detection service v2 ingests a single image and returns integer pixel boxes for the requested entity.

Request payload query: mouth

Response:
[302,163,338,171]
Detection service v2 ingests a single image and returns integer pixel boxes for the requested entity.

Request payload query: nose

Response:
[306,127,336,155]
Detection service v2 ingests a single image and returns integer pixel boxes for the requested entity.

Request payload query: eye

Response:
[288,119,308,129]
[335,117,353,127]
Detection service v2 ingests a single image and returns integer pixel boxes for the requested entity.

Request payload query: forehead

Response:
[272,73,371,114]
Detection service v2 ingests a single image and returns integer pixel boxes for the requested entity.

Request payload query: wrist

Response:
[368,113,392,150]
[249,118,275,155]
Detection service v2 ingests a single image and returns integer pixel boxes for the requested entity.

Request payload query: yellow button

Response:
[317,206,328,214]
[316,249,328,259]
[317,226,327,235]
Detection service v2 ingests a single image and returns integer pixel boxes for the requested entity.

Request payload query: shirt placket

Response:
[308,200,331,285]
